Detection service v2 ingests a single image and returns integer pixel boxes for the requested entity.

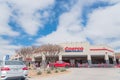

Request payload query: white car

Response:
[0,60,28,80]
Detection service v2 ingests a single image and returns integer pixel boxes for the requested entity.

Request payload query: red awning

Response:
[25,58,32,61]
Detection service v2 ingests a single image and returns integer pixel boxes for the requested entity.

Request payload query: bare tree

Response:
[15,46,36,61]
[15,44,63,69]
[35,44,63,69]
[47,44,63,62]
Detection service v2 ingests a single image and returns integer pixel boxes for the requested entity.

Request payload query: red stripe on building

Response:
[90,48,114,53]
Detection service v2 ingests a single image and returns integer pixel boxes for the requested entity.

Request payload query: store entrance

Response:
[62,56,87,67]
[34,57,42,67]
[109,56,114,64]
[91,56,105,64]
[116,59,119,64]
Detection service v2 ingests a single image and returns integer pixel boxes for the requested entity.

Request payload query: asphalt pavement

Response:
[29,68,120,80]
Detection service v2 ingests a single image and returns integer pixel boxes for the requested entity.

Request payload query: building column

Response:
[87,54,92,67]
[59,54,62,61]
[105,53,109,64]
[42,54,46,61]
[31,57,35,67]
[41,54,46,68]
[32,57,35,62]
[118,59,120,64]
[113,54,116,65]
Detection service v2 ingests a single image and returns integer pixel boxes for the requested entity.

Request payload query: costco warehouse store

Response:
[34,42,116,67]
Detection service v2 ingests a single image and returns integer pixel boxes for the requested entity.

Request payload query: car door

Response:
[57,61,64,67]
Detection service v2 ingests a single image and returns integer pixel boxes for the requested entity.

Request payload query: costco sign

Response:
[65,47,84,52]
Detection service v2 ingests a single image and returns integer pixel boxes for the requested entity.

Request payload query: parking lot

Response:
[29,68,120,80]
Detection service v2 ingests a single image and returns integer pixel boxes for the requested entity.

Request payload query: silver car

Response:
[0,60,28,80]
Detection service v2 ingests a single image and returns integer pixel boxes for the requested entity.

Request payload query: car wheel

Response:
[54,65,56,68]
[65,65,69,68]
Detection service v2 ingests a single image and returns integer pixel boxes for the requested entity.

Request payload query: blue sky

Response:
[0,0,120,58]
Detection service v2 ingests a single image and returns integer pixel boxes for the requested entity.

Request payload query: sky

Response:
[0,0,120,59]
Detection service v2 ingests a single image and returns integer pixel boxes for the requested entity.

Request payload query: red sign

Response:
[65,47,84,52]
[25,58,32,61]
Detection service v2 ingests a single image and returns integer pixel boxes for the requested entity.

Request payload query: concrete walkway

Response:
[29,68,120,80]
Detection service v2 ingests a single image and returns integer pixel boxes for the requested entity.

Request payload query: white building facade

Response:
[34,42,116,67]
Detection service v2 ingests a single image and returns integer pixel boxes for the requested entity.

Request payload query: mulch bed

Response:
[28,69,70,78]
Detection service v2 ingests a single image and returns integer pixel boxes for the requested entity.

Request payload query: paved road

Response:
[29,68,120,80]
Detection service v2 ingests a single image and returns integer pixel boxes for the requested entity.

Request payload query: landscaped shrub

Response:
[60,68,66,72]
[46,70,51,74]
[51,65,55,70]
[37,70,42,75]
[54,69,58,73]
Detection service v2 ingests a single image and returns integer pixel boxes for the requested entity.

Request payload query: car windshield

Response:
[5,61,24,65]
[57,61,64,63]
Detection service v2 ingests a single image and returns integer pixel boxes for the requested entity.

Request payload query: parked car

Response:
[49,61,70,68]
[115,64,120,68]
[0,60,28,80]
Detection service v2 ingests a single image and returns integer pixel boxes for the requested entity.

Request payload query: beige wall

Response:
[58,42,115,57]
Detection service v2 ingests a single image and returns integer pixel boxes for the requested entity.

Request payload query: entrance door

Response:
[75,60,80,64]
[116,59,119,64]
[70,59,75,67]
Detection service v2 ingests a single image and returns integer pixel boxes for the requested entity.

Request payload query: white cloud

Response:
[36,0,120,52]
[6,0,55,35]
[109,40,120,49]
[36,29,86,45]
[85,3,120,38]
[0,38,22,60]
[36,0,96,44]
[109,0,120,3]
[0,0,56,59]
[0,2,19,36]
[115,48,120,52]
[85,2,120,50]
